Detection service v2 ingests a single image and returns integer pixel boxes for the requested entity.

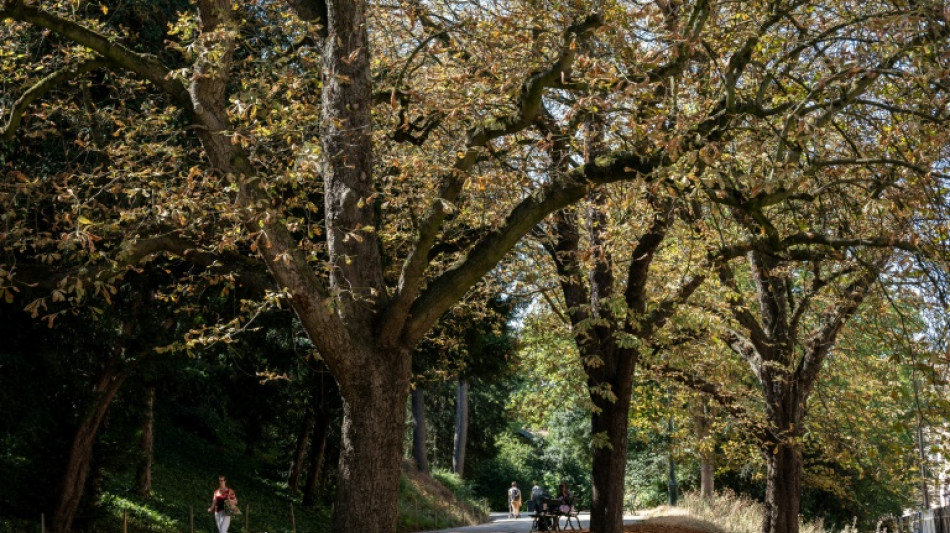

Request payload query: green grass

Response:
[395,467,489,533]
[3,421,489,532]
[96,423,332,533]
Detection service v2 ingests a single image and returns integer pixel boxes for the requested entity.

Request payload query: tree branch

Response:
[402,149,663,345]
[1,58,107,141]
[1,1,189,105]
[379,13,604,345]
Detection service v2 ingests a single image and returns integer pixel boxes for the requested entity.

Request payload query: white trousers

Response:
[215,511,231,533]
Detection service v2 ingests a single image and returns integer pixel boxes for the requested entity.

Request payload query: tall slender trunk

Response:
[452,379,469,476]
[331,352,411,532]
[588,370,634,533]
[136,386,155,498]
[411,387,428,473]
[302,402,331,507]
[51,362,130,533]
[289,407,317,493]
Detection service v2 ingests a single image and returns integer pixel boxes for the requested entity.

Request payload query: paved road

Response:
[421,511,644,533]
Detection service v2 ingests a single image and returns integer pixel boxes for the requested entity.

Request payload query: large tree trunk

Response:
[587,355,635,533]
[51,362,130,533]
[331,355,411,533]
[135,386,155,498]
[411,387,428,473]
[302,402,331,507]
[761,378,805,533]
[289,407,317,493]
[452,379,469,476]
[763,441,803,533]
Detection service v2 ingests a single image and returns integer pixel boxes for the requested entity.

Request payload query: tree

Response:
[0,1,635,530]
[3,1,948,533]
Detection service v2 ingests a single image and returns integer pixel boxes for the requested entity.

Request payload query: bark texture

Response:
[588,373,635,530]
[331,353,411,532]
[764,441,803,533]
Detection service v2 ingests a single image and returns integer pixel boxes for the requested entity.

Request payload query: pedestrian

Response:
[208,475,239,533]
[508,481,522,519]
[556,482,574,513]
[531,481,543,513]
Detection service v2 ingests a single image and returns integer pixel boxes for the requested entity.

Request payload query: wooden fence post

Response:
[190,505,194,533]
[40,513,45,533]
[123,508,128,533]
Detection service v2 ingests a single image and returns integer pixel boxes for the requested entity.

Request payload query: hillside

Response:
[1,418,486,533]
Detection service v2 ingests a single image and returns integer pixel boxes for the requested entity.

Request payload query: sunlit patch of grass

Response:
[648,491,859,533]
[101,494,181,532]
[397,464,490,533]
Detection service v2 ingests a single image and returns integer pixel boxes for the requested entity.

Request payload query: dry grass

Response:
[659,491,858,533]
[398,464,488,532]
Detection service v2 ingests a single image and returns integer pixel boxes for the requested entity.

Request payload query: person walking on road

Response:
[508,481,522,519]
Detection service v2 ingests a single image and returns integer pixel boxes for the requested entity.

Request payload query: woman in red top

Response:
[208,475,238,533]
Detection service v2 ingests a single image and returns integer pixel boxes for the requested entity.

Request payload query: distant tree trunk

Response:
[51,360,130,533]
[302,400,331,507]
[700,454,715,498]
[545,191,679,533]
[288,407,316,493]
[693,399,716,498]
[452,379,469,476]
[136,386,156,498]
[411,387,428,473]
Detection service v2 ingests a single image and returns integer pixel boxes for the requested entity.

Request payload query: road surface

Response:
[421,511,644,533]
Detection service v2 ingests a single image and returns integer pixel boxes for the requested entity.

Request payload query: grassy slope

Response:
[0,420,488,533]
[98,423,332,533]
[397,468,489,532]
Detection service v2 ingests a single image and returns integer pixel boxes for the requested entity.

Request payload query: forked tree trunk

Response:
[588,369,635,533]
[289,407,317,493]
[136,386,155,498]
[452,379,469,476]
[51,363,130,533]
[302,403,331,507]
[411,387,428,473]
[331,355,411,532]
